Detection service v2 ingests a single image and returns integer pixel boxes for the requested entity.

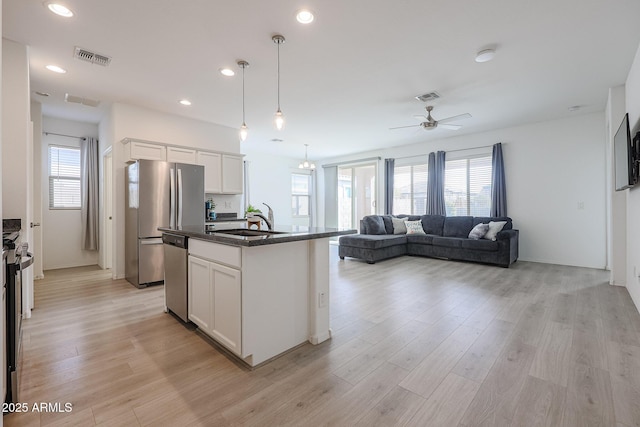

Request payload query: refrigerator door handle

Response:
[177,168,183,227]
[170,168,176,228]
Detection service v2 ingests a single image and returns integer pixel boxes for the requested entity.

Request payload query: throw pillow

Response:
[484,221,507,241]
[391,217,407,235]
[363,215,387,235]
[405,220,426,235]
[468,223,490,240]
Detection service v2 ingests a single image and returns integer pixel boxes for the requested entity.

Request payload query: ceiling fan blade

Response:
[389,124,421,130]
[412,115,427,119]
[438,113,471,124]
[439,123,463,130]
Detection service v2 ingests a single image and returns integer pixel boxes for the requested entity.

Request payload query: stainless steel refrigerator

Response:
[125,160,204,288]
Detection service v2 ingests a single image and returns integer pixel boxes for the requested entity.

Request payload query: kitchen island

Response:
[159,224,356,367]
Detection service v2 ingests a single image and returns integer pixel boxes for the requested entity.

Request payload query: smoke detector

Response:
[74,47,111,66]
[65,93,100,107]
[415,91,441,102]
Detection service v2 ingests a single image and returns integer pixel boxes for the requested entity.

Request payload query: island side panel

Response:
[308,237,331,344]
[241,241,309,366]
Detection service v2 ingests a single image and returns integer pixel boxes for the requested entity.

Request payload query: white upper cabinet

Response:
[125,140,167,161]
[122,138,243,194]
[197,151,222,194]
[167,146,197,164]
[222,154,243,194]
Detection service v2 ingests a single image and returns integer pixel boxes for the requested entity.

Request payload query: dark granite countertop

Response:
[159,223,356,247]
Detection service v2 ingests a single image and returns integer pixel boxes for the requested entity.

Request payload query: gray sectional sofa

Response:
[338,214,519,267]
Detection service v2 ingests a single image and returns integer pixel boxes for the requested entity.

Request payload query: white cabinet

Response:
[196,151,222,194]
[188,255,242,356]
[222,155,243,194]
[167,146,197,164]
[188,256,212,331]
[125,141,167,161]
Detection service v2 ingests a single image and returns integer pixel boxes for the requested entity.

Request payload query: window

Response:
[444,155,492,216]
[49,145,81,209]
[292,173,310,217]
[393,163,428,215]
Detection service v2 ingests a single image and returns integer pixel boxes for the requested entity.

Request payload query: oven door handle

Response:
[18,252,34,270]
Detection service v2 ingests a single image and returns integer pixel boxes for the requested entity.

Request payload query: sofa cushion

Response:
[391,217,407,234]
[442,216,474,238]
[461,239,499,252]
[406,234,435,244]
[420,215,445,235]
[473,216,512,231]
[468,223,490,240]
[381,215,394,234]
[405,220,426,235]
[431,236,464,248]
[484,221,508,241]
[362,215,387,235]
[339,234,407,250]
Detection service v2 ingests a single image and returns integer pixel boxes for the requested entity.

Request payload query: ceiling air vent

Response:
[74,47,112,66]
[65,93,101,108]
[415,91,441,102]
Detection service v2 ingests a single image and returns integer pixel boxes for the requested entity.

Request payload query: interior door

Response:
[338,164,377,230]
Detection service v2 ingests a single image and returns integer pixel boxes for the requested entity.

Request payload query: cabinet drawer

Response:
[189,239,241,269]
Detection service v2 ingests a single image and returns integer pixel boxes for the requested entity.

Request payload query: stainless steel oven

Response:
[4,232,33,404]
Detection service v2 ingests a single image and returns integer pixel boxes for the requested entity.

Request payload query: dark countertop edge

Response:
[159,227,357,247]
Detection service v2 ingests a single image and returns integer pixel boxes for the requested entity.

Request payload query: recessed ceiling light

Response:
[219,68,235,77]
[44,2,74,17]
[46,64,67,74]
[296,10,314,24]
[34,91,50,97]
[179,99,192,106]
[475,49,495,63]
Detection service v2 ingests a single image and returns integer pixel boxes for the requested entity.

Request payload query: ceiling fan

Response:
[390,106,471,131]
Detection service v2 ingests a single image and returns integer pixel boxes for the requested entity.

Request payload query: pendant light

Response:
[237,60,249,142]
[272,34,286,130]
[299,144,316,169]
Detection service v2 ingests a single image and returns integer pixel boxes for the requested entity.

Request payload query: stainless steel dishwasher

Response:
[162,233,189,322]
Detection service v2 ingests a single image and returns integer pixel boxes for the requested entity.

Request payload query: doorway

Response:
[337,163,377,230]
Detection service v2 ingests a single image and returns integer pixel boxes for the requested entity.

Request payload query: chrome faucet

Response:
[253,213,273,230]
[263,203,274,227]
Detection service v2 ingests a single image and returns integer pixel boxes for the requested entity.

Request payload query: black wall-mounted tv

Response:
[614,113,637,191]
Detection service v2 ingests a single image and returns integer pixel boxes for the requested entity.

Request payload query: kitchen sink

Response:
[210,229,287,237]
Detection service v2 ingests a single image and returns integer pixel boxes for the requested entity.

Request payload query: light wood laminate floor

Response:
[5,249,640,426]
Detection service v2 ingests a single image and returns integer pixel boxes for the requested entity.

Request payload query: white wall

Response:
[624,41,640,308]
[107,102,241,279]
[30,101,44,278]
[2,39,31,232]
[243,152,305,227]
[317,112,607,269]
[41,117,99,270]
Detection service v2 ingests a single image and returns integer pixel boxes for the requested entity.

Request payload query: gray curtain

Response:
[81,137,99,250]
[384,158,394,214]
[427,151,446,215]
[324,166,338,228]
[491,142,507,216]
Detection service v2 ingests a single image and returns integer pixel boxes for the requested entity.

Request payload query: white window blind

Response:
[291,173,310,217]
[393,163,428,215]
[49,145,81,209]
[444,155,492,216]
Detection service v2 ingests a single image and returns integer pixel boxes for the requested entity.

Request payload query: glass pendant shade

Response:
[274,109,285,130]
[239,123,248,142]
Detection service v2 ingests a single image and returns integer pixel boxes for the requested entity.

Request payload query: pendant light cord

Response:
[242,64,246,122]
[277,41,281,110]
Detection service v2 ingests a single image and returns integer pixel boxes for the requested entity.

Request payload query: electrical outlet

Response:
[577,201,584,210]
[318,292,327,308]
[225,201,231,208]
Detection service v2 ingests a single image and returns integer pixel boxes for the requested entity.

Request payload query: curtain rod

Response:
[322,156,381,168]
[393,144,496,161]
[43,132,86,140]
